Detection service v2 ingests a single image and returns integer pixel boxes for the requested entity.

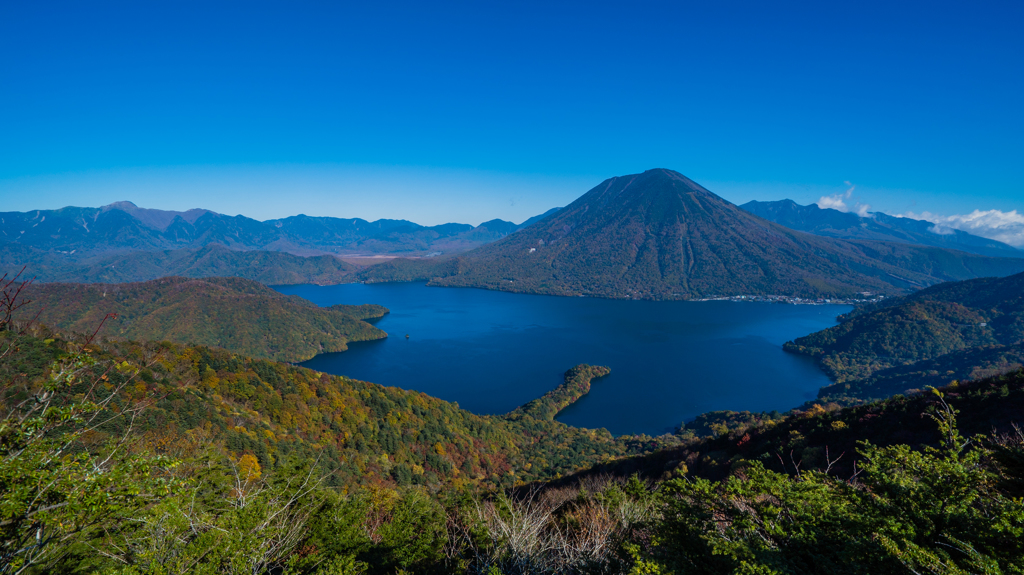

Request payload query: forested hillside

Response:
[0,327,632,492]
[786,271,1024,403]
[0,243,360,284]
[13,276,388,362]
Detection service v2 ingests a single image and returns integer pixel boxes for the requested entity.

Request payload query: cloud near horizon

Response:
[905,209,1024,248]
[817,181,872,217]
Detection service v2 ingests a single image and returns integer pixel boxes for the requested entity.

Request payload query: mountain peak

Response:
[609,168,719,200]
[566,169,723,217]
[100,202,213,230]
[103,200,139,210]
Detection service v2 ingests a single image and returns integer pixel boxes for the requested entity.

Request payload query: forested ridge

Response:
[786,271,1024,403]
[0,242,363,285]
[0,202,526,259]
[13,276,388,363]
[508,364,611,421]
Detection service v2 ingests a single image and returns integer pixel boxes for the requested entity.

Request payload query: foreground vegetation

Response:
[3,317,1024,573]
[0,328,630,494]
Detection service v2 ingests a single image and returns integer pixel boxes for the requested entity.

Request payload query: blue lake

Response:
[274,282,850,436]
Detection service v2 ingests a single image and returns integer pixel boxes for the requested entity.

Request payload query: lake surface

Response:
[274,282,851,436]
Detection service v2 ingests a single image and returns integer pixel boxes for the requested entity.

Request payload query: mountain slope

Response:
[516,207,561,230]
[786,271,1024,400]
[741,199,1024,258]
[363,169,1024,299]
[14,276,388,362]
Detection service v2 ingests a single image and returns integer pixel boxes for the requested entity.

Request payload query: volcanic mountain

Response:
[362,169,1024,299]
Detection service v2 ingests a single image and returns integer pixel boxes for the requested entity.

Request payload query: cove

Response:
[274,282,851,436]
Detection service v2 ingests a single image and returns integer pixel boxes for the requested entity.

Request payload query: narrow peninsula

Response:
[508,364,611,421]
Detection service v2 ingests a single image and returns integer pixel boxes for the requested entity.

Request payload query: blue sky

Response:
[1,1,1021,237]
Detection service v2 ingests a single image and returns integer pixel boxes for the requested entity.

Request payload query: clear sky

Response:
[1,1,1021,239]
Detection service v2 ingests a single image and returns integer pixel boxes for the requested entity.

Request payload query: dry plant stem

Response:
[0,312,171,574]
[0,267,35,332]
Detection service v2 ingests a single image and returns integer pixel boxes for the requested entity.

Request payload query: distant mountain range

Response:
[5,171,1024,298]
[0,201,548,258]
[360,169,1024,299]
[741,199,1023,259]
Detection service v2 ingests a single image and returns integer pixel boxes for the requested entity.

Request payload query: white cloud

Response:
[817,193,848,211]
[817,181,871,217]
[926,224,955,235]
[905,209,1024,248]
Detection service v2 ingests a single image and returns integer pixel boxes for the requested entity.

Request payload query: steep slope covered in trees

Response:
[786,271,1024,402]
[555,367,1024,485]
[8,327,1022,574]
[4,311,1024,573]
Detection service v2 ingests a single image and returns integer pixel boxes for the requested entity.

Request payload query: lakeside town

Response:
[694,292,886,305]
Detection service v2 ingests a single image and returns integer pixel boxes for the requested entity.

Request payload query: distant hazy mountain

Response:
[0,201,552,258]
[741,199,1023,259]
[360,169,1024,299]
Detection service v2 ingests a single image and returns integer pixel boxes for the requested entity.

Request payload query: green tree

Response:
[0,344,177,574]
[653,390,1024,574]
